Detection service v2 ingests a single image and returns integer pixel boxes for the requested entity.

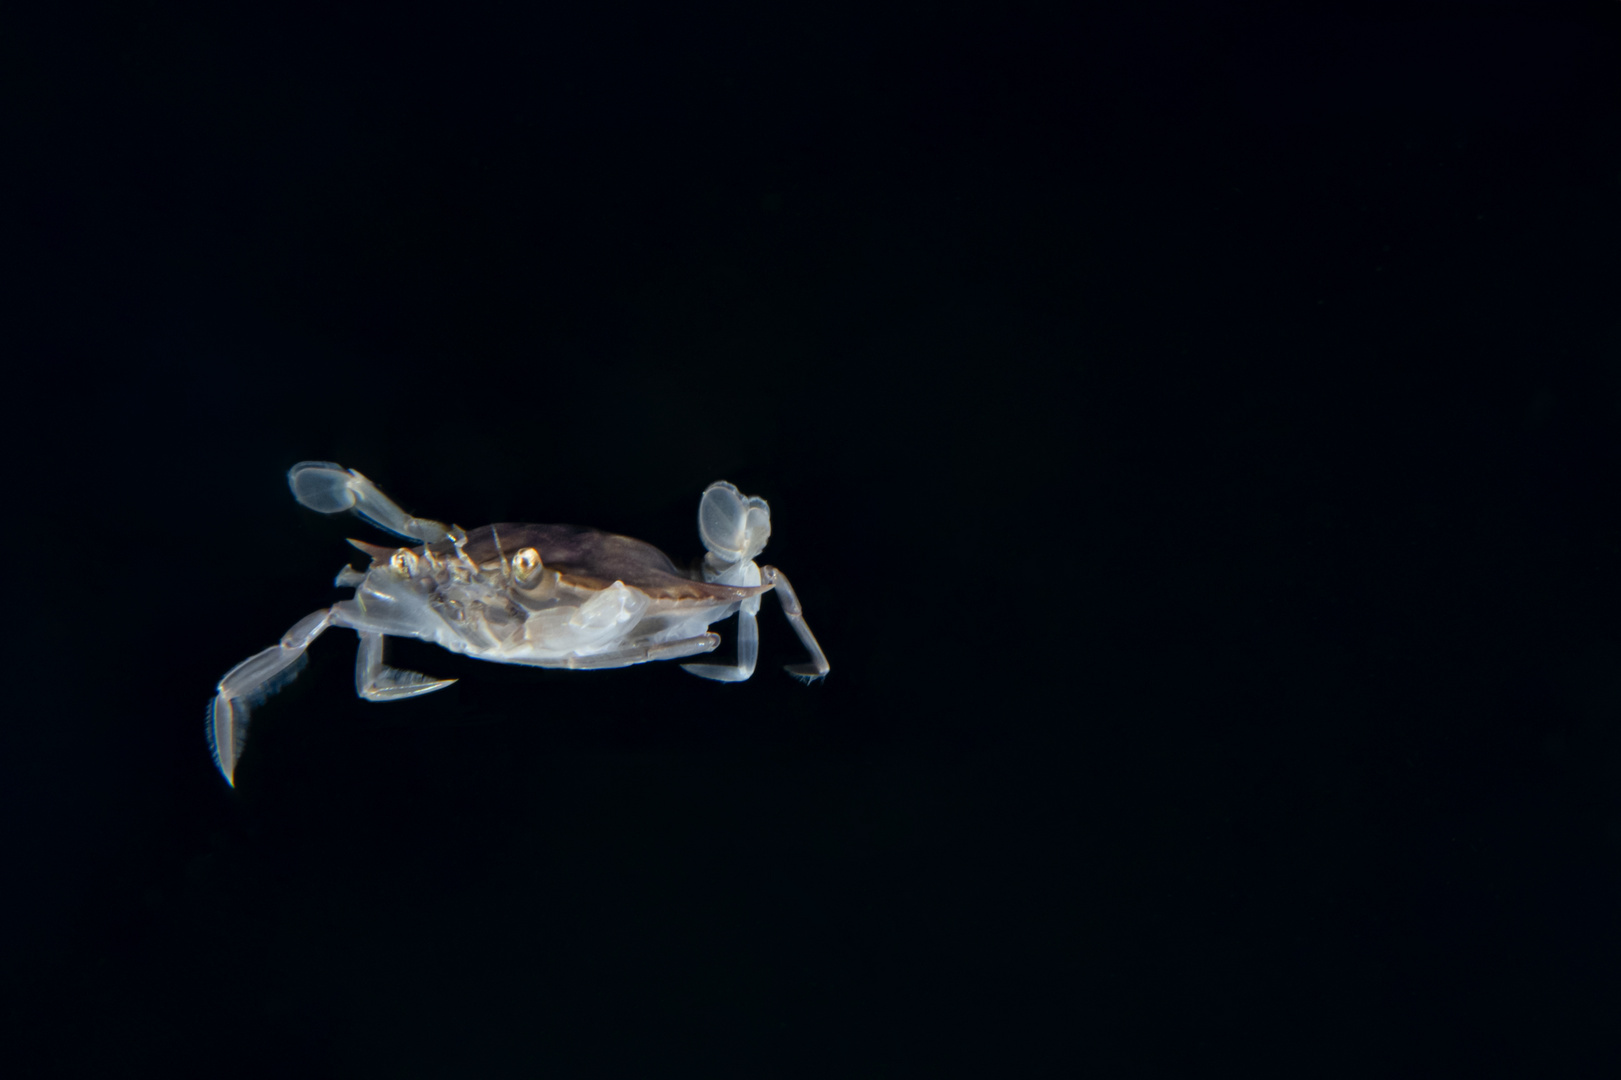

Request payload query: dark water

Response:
[10,4,1620,1074]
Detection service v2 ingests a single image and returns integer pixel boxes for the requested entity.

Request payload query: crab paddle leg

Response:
[208,607,334,786]
[762,566,830,681]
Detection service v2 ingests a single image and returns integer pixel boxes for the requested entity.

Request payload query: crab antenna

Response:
[492,524,511,583]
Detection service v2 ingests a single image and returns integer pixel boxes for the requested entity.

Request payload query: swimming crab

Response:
[207,462,830,785]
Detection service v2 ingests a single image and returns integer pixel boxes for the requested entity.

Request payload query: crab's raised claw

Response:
[209,607,334,786]
[354,632,457,701]
[697,481,771,573]
[288,461,452,544]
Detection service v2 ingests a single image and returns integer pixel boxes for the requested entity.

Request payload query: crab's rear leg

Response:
[287,461,451,543]
[354,632,458,700]
[763,566,830,681]
[681,598,761,683]
[209,608,334,786]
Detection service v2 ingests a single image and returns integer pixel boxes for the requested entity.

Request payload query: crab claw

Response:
[697,481,771,566]
[288,461,452,543]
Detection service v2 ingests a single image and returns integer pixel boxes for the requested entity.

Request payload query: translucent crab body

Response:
[207,462,829,786]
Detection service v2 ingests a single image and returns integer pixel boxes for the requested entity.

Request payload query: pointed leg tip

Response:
[361,673,458,701]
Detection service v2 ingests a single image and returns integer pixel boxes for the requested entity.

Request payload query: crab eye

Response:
[511,547,542,584]
[390,549,419,576]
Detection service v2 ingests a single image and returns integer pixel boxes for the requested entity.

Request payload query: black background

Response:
[8,2,1621,1074]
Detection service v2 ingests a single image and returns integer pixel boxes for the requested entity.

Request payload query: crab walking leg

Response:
[681,600,761,682]
[208,608,334,786]
[762,565,830,680]
[287,461,452,543]
[559,633,723,670]
[353,631,458,701]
